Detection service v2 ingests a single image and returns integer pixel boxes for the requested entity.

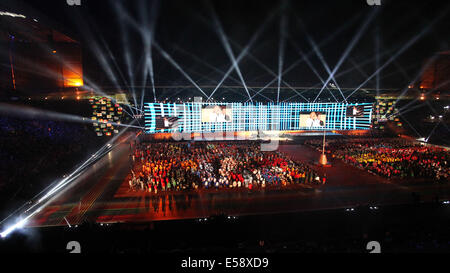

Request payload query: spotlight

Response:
[0,218,28,238]
[417,137,427,143]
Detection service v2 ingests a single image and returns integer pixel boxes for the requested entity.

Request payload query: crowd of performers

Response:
[307,138,449,181]
[128,142,321,193]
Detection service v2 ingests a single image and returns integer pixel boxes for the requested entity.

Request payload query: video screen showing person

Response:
[299,112,326,128]
[201,105,232,122]
[346,105,365,117]
[155,116,179,130]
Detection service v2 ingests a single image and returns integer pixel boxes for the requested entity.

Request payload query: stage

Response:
[26,142,450,228]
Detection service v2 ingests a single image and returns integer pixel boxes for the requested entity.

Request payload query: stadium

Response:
[0,0,449,259]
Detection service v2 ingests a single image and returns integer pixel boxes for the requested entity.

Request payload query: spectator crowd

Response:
[0,117,102,214]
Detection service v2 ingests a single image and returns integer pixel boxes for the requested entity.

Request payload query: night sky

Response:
[14,0,450,95]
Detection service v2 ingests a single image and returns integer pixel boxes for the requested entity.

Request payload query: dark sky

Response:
[14,0,450,98]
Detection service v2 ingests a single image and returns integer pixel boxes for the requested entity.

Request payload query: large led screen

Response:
[201,105,232,122]
[299,112,326,128]
[144,102,373,133]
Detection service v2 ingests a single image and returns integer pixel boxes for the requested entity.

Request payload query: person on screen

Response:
[306,112,324,127]
[221,107,231,122]
[163,117,170,128]
[210,106,229,122]
[163,117,177,128]
[207,106,219,122]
